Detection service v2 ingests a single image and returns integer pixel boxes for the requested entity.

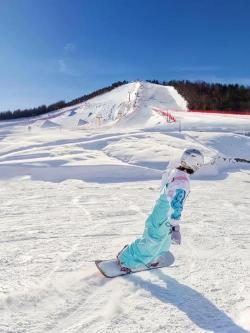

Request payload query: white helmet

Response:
[180,148,204,172]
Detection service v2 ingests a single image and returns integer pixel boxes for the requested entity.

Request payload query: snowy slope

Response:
[27,81,188,130]
[29,81,250,134]
[0,82,250,333]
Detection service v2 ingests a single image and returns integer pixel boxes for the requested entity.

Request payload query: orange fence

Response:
[152,107,177,122]
[188,109,250,116]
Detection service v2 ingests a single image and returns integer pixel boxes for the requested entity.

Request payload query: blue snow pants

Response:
[118,193,172,269]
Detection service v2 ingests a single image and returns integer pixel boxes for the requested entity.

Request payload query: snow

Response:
[41,120,61,129]
[0,81,250,332]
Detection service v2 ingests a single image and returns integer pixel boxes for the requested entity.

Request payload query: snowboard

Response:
[95,251,174,278]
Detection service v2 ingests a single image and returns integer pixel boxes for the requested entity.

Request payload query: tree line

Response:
[147,80,250,112]
[1,79,250,121]
[0,80,128,121]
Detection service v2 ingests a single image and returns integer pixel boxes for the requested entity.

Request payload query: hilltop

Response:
[1,80,250,121]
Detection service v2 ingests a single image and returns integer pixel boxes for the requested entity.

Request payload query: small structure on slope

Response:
[77,119,88,126]
[41,120,61,129]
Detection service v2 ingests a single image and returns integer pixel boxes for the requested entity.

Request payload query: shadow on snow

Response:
[128,270,248,333]
[0,164,161,183]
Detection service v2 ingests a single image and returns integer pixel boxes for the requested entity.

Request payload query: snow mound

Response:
[117,82,187,128]
[30,81,188,129]
[41,120,61,128]
[77,119,88,126]
[5,80,249,133]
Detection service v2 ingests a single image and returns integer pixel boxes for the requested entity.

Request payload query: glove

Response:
[171,225,181,245]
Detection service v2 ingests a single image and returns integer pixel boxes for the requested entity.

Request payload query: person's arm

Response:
[165,179,189,245]
[165,182,187,226]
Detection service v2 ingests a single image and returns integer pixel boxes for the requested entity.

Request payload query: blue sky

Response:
[0,0,250,110]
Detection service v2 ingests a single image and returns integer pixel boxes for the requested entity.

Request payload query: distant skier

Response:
[117,148,204,273]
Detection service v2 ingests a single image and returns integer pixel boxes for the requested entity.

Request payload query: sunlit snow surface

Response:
[0,82,250,332]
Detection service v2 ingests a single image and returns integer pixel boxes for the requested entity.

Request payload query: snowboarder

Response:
[117,148,204,273]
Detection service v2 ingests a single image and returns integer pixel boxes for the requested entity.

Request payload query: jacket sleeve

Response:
[165,182,188,226]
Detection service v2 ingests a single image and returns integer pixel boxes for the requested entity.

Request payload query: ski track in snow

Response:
[0,82,250,333]
[0,147,249,332]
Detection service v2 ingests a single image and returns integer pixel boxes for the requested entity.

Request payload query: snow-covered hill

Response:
[29,81,188,129]
[26,81,250,134]
[0,81,250,332]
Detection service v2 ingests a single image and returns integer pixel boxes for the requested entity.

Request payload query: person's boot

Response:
[116,245,132,273]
